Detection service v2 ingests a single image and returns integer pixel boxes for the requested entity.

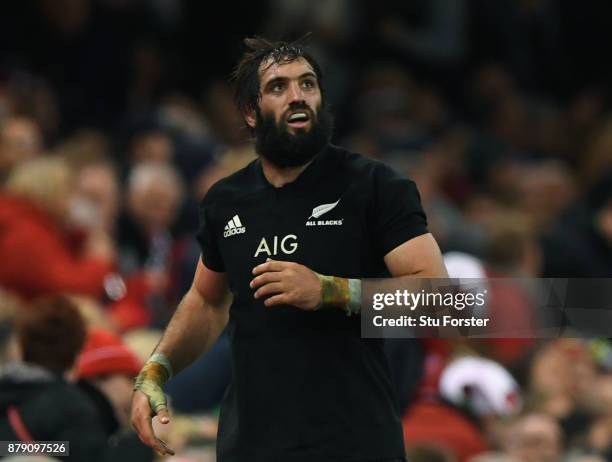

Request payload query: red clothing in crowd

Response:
[403,401,488,462]
[0,194,113,299]
[402,339,487,462]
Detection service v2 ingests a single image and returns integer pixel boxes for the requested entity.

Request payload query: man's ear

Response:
[245,109,256,129]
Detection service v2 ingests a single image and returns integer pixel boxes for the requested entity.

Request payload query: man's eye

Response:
[302,80,315,88]
[272,83,285,92]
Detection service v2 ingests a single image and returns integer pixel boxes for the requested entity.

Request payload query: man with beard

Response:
[131,37,447,461]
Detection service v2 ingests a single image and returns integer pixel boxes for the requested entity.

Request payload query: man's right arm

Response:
[131,258,231,456]
[154,258,231,373]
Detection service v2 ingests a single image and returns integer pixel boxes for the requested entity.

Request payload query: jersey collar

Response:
[254,143,336,191]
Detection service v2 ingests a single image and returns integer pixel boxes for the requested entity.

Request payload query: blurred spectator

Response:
[0,157,115,299]
[528,340,598,442]
[0,295,106,460]
[76,328,153,462]
[565,89,606,166]
[482,211,540,277]
[402,354,522,462]
[504,413,562,462]
[347,65,441,157]
[0,71,61,141]
[403,381,489,462]
[156,95,219,184]
[116,162,185,327]
[51,129,112,167]
[0,116,43,183]
[73,161,121,234]
[581,375,612,455]
[466,65,517,123]
[440,356,522,449]
[515,160,577,231]
[129,129,174,165]
[529,103,568,159]
[120,161,184,269]
[69,295,115,332]
[540,171,612,277]
[439,357,521,418]
[582,117,612,187]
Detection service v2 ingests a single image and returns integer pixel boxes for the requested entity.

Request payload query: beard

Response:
[254,102,333,168]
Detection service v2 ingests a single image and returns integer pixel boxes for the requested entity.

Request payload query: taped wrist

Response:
[133,353,173,413]
[315,273,362,316]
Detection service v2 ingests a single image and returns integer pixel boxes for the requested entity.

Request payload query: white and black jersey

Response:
[197,144,428,462]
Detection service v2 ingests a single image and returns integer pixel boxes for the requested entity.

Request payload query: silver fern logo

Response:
[308,199,340,219]
[306,199,343,226]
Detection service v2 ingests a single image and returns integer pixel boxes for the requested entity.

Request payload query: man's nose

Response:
[287,82,305,104]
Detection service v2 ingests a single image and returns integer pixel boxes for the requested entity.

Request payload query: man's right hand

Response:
[131,362,175,456]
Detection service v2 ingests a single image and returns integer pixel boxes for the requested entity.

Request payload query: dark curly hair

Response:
[230,35,325,116]
[17,295,86,376]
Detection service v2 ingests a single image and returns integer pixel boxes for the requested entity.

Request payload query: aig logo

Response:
[254,234,298,257]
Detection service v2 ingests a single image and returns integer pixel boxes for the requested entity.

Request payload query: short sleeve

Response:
[196,200,225,272]
[370,164,428,258]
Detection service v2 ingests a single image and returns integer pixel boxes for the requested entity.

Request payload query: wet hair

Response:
[17,295,87,376]
[230,35,325,116]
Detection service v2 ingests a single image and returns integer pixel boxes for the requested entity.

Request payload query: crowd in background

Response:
[1,0,612,461]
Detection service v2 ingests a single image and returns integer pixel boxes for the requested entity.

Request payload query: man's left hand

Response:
[250,259,321,310]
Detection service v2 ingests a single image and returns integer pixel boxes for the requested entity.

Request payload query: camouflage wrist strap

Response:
[133,353,173,413]
[148,353,173,378]
[315,273,362,316]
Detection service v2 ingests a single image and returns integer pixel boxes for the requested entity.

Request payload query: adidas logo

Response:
[223,215,246,238]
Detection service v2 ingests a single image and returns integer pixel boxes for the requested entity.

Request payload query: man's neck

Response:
[260,157,314,188]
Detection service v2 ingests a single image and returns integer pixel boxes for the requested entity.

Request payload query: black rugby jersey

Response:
[197,144,428,462]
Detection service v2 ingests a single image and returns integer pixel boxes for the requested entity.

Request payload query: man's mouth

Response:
[286,111,311,129]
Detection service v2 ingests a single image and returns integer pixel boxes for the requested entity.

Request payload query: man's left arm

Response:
[250,232,448,314]
[383,233,448,278]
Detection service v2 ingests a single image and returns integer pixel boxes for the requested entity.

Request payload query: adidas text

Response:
[224,227,246,238]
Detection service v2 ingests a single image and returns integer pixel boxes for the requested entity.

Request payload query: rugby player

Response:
[131,36,447,462]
